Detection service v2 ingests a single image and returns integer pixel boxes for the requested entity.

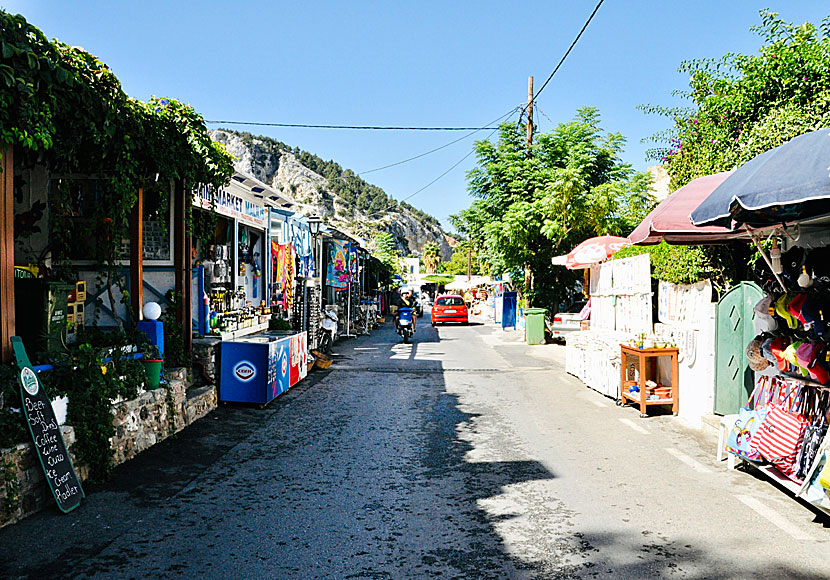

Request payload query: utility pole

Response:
[524,76,534,300]
[467,244,472,282]
[526,76,534,158]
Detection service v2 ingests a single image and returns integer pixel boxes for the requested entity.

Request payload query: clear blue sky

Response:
[3,1,829,231]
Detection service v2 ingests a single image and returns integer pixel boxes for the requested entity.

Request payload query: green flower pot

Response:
[141,359,163,389]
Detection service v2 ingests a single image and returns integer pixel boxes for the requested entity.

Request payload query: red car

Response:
[431,294,469,325]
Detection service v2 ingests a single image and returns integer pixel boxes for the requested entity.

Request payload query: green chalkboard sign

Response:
[12,337,84,513]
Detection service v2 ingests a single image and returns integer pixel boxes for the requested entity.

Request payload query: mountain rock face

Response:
[211,130,454,259]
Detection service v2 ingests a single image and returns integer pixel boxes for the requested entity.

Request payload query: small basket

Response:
[311,350,333,370]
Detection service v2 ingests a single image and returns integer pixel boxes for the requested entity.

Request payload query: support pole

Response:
[130,187,144,324]
[0,146,14,363]
[174,179,192,354]
[526,76,534,158]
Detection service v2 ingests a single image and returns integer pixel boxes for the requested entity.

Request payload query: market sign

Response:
[12,337,84,513]
[193,184,267,229]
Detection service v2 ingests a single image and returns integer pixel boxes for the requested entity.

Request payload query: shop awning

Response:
[691,128,830,228]
[628,171,745,245]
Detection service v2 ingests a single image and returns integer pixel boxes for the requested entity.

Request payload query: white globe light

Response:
[143,302,162,320]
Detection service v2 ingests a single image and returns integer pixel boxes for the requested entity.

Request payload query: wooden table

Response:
[619,344,679,417]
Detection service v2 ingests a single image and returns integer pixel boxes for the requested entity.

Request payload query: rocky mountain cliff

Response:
[211,130,455,259]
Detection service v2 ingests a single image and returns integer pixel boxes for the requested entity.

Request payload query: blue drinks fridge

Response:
[219,335,291,405]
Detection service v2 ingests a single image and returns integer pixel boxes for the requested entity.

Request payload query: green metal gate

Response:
[714,281,764,415]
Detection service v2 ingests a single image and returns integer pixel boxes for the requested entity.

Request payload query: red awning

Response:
[565,235,630,269]
[628,171,744,245]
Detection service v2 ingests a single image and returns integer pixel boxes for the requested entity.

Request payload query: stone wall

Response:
[0,368,217,528]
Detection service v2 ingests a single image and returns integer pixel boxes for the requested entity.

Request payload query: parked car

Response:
[431,294,468,325]
[549,300,587,342]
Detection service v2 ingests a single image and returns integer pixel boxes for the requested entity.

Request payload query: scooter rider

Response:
[395,288,417,333]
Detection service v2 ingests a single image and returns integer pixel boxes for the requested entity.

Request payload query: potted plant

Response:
[140,343,163,389]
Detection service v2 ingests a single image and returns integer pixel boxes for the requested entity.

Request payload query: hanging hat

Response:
[800,295,827,337]
[769,336,792,372]
[753,296,778,332]
[775,293,798,329]
[761,336,776,363]
[783,340,809,377]
[788,293,809,325]
[746,337,771,371]
[796,342,830,384]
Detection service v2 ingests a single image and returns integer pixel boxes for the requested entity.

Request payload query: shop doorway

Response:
[714,281,764,415]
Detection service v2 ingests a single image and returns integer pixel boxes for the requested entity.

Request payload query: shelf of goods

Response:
[619,344,679,417]
[212,322,269,341]
[566,330,631,398]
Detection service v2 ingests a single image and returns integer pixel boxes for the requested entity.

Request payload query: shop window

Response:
[49,178,172,264]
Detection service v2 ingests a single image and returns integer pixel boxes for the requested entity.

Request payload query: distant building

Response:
[402,257,420,282]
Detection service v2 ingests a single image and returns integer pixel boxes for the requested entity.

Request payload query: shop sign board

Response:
[12,337,84,513]
[193,184,267,229]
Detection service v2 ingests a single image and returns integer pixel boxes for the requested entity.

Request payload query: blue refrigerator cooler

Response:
[219,335,291,405]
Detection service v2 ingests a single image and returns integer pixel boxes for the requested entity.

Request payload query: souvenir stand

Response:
[687,129,830,517]
[724,226,830,517]
[324,231,362,337]
[565,253,652,398]
[268,209,316,341]
[190,172,311,403]
[193,173,273,340]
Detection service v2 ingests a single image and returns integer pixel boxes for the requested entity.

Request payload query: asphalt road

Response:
[1,311,828,579]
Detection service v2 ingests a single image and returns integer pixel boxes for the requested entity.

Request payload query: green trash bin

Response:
[524,307,547,345]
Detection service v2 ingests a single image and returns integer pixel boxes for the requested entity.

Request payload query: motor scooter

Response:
[318,306,338,354]
[396,306,414,343]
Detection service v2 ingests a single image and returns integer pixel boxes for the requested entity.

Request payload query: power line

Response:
[357,107,519,176]
[363,123,505,221]
[518,0,606,120]
[207,120,502,131]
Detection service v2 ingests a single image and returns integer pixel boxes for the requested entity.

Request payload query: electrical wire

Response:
[518,0,606,121]
[357,107,519,176]
[206,120,502,131]
[362,122,505,220]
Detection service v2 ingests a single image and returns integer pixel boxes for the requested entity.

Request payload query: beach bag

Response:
[821,456,830,490]
[797,437,830,510]
[726,376,771,462]
[794,391,828,481]
[753,382,809,477]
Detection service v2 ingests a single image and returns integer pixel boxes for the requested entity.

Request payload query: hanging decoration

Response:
[327,240,349,290]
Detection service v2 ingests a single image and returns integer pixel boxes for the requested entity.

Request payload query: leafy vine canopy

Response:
[642,9,830,190]
[0,10,233,228]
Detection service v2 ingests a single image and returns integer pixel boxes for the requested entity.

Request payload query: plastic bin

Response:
[524,307,547,345]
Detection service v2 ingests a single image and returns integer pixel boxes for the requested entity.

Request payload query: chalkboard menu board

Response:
[12,337,84,513]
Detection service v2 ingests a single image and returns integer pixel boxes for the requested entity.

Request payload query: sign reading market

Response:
[193,183,267,229]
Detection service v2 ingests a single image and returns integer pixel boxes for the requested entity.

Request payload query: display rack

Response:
[619,344,679,417]
[214,322,269,341]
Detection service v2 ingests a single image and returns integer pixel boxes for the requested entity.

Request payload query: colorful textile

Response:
[327,240,349,290]
[272,242,295,309]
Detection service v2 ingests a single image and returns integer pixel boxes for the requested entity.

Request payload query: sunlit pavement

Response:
[0,314,828,579]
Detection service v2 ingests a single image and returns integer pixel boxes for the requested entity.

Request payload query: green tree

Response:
[637,9,830,290]
[422,241,440,274]
[438,242,483,276]
[461,108,653,308]
[372,232,400,284]
[643,9,830,189]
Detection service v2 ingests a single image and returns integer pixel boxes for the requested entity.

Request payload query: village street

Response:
[0,312,828,579]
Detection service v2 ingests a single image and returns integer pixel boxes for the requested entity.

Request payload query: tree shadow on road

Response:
[0,328,826,579]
